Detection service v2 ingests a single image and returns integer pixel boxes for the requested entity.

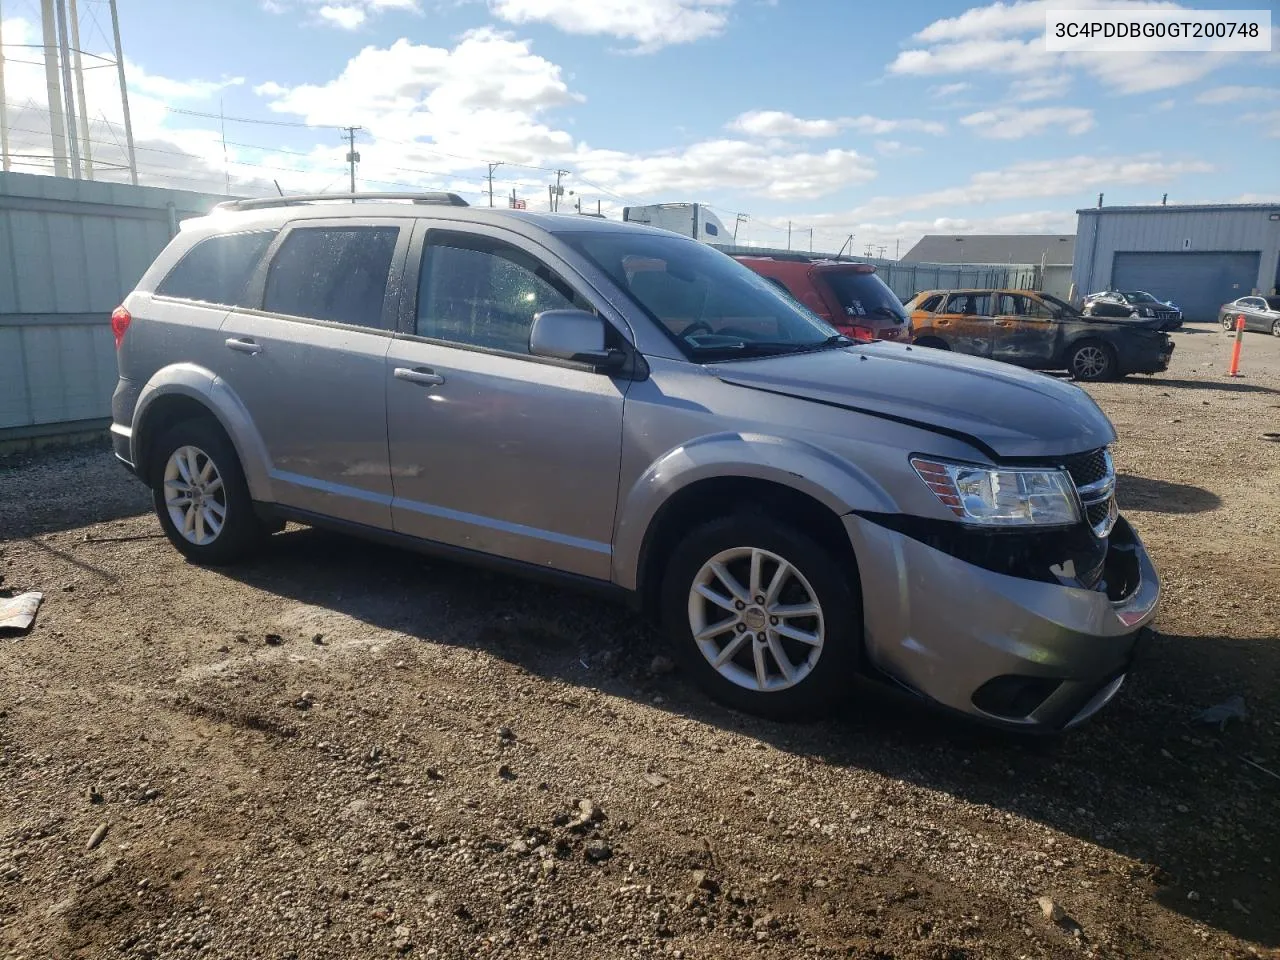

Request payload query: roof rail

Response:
[214,192,470,212]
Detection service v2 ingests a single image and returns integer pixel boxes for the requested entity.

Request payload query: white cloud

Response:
[318,5,366,28]
[849,154,1213,219]
[931,82,971,97]
[128,70,244,101]
[960,106,1094,138]
[489,0,735,52]
[1195,86,1280,105]
[891,1,1240,94]
[727,110,945,138]
[573,140,876,201]
[729,110,842,138]
[1242,111,1280,138]
[1154,99,1175,111]
[1009,73,1070,102]
[266,0,419,28]
[875,140,923,156]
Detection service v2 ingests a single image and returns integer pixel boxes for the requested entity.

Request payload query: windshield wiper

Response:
[688,335,852,360]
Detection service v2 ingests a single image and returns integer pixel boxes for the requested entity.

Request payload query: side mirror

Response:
[529,309,624,369]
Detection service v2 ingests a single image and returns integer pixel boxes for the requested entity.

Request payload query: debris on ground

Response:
[0,592,42,634]
[1196,695,1247,731]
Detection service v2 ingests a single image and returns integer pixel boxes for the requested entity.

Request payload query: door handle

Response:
[995,320,1014,327]
[393,367,446,386]
[225,337,263,355]
[936,319,951,326]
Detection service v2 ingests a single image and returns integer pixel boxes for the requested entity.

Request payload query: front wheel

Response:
[1223,314,1237,332]
[1272,319,1280,338]
[150,417,267,565]
[1067,340,1116,382]
[660,514,862,719]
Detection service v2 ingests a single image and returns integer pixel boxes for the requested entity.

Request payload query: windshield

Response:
[562,232,843,360]
[1040,292,1082,317]
[822,271,906,324]
[1122,291,1159,304]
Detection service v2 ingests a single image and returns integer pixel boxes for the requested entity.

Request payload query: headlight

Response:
[1141,307,1155,317]
[911,458,1080,527]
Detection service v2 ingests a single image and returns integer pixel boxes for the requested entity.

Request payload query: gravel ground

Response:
[2,322,1278,960]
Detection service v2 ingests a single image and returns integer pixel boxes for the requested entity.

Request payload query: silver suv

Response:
[110,193,1159,729]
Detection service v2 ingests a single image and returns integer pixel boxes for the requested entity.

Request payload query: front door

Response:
[385,225,629,580]
[218,219,411,528]
[933,292,995,358]
[992,293,1059,367]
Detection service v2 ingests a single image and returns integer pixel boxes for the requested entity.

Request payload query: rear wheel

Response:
[1067,340,1115,382]
[661,514,861,719]
[150,417,267,565]
[1222,314,1237,331]
[1272,319,1280,338]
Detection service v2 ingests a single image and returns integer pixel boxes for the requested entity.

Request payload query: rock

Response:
[264,633,284,646]
[1187,890,1201,902]
[1038,897,1064,923]
[642,773,668,789]
[1176,804,1189,814]
[498,726,515,741]
[1,866,20,882]
[425,768,443,781]
[692,870,718,892]
[497,764,514,780]
[142,788,161,802]
[649,655,675,675]
[585,840,612,862]
[509,839,530,856]
[86,823,110,851]
[216,645,230,653]
[311,633,325,645]
[1232,899,1250,914]
[86,785,103,804]
[578,799,603,822]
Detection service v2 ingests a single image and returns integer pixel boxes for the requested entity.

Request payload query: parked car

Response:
[732,256,908,342]
[905,288,1174,382]
[1218,295,1280,336]
[108,193,1159,730]
[1082,291,1182,330]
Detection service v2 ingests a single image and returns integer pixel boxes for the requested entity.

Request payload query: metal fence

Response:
[0,171,227,441]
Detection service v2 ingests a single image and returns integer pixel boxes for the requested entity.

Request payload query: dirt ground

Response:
[2,322,1279,960]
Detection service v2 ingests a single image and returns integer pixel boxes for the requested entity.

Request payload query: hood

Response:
[1084,314,1165,330]
[714,344,1116,459]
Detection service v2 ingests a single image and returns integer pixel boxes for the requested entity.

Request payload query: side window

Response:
[156,231,275,307]
[416,233,581,354]
[945,293,991,316]
[918,294,943,312]
[263,226,399,328]
[704,222,719,237]
[996,294,1021,315]
[1024,296,1054,319]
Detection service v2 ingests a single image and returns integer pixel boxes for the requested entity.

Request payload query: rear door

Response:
[992,293,1058,366]
[934,292,994,358]
[1242,297,1270,332]
[218,219,412,528]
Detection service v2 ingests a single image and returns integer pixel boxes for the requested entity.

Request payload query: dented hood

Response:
[713,343,1117,459]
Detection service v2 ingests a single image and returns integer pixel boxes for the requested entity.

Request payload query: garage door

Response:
[1111,252,1260,323]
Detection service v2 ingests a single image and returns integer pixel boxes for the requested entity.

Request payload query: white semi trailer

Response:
[621,203,732,246]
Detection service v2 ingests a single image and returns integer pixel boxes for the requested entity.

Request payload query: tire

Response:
[1067,340,1116,382]
[149,417,267,565]
[660,513,862,720]
[1272,319,1280,338]
[1222,314,1236,332]
[914,337,950,350]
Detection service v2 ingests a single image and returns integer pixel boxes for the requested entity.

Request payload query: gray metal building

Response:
[1,171,226,442]
[1072,203,1280,322]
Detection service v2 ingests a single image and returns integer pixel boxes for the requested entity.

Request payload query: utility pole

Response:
[344,126,362,196]
[734,213,748,244]
[0,10,10,172]
[53,0,81,178]
[220,99,230,195]
[787,220,792,251]
[68,0,93,179]
[486,161,503,207]
[40,0,68,177]
[808,228,814,253]
[108,0,137,184]
[550,169,568,212]
[895,238,900,259]
[877,245,887,259]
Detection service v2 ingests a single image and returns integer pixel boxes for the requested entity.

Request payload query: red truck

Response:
[733,255,909,342]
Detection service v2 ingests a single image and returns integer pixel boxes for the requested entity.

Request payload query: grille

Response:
[1086,501,1113,529]
[1061,449,1109,487]
[1154,309,1178,321]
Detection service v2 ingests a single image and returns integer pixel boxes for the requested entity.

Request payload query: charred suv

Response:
[109,194,1159,730]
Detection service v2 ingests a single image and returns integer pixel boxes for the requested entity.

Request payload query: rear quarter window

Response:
[156,231,276,306]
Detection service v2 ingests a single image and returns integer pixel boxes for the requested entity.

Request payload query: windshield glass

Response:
[823,271,906,324]
[1122,291,1159,303]
[1040,293,1082,317]
[562,232,842,360]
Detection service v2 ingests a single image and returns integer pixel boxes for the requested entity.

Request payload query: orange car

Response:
[905,288,1175,380]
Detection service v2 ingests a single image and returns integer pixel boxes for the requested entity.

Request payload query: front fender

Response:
[133,364,274,502]
[612,432,895,591]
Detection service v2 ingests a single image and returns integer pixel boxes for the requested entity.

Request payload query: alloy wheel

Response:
[1272,319,1280,338]
[1072,345,1107,379]
[163,445,227,546]
[686,546,824,693]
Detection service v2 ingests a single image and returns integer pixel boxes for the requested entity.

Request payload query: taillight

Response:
[111,306,131,349]
[851,325,875,341]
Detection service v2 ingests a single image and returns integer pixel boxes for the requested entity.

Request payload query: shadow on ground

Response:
[1147,377,1280,395]
[0,441,151,539]
[1117,473,1222,514]
[217,525,1280,949]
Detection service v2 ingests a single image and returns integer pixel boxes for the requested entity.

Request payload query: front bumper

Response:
[1120,339,1174,375]
[844,513,1159,730]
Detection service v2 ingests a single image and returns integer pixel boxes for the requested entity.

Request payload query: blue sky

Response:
[1,0,1277,252]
